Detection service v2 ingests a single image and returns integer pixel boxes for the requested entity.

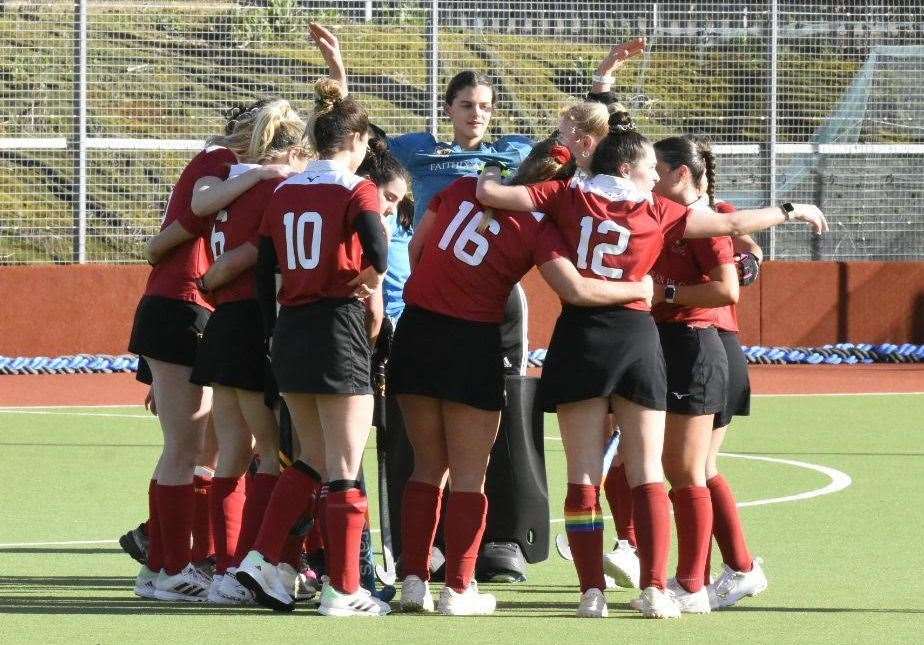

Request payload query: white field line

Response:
[0,453,850,549]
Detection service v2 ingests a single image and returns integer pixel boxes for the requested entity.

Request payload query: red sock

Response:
[146,479,164,571]
[306,516,324,553]
[209,476,246,574]
[632,483,671,590]
[156,483,195,575]
[443,491,487,592]
[707,474,753,572]
[252,463,320,564]
[564,483,606,593]
[280,534,305,569]
[316,484,329,551]
[704,535,714,582]
[603,463,636,547]
[400,480,443,581]
[325,487,367,594]
[233,473,277,564]
[671,485,713,593]
[190,474,213,562]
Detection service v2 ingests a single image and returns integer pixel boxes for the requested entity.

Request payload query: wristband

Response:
[592,74,615,85]
[779,202,795,221]
[664,284,677,304]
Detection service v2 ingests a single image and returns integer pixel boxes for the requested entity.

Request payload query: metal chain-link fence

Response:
[1,0,922,263]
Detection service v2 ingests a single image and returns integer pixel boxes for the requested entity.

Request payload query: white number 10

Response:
[283,211,323,270]
[576,215,631,279]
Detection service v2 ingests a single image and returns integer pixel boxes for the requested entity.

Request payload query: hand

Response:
[348,265,384,300]
[259,164,299,180]
[309,22,346,84]
[639,274,654,307]
[791,204,830,233]
[144,388,157,416]
[650,280,666,305]
[735,252,761,286]
[596,37,646,78]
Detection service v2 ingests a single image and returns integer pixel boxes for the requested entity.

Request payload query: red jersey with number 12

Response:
[259,159,381,307]
[404,176,566,323]
[144,145,236,309]
[526,174,691,311]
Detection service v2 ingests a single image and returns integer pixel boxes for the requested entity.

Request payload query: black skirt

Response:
[271,298,372,395]
[714,330,751,428]
[128,295,210,368]
[539,305,666,412]
[388,305,504,411]
[658,322,728,416]
[190,299,269,392]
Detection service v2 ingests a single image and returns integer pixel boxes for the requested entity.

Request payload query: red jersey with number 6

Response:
[207,165,285,305]
[526,174,691,312]
[258,159,381,307]
[144,145,236,308]
[404,176,567,323]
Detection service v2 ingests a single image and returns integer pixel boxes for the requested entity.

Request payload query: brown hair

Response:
[509,133,576,186]
[653,134,717,206]
[444,70,495,105]
[310,78,370,158]
[589,109,651,177]
[357,134,414,230]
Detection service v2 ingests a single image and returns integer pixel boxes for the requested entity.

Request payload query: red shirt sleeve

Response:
[176,148,236,237]
[525,179,568,215]
[532,219,569,267]
[345,179,381,230]
[654,194,691,246]
[426,189,444,215]
[715,201,737,214]
[689,235,735,275]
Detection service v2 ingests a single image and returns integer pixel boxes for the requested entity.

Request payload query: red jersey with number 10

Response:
[526,174,691,312]
[144,146,236,309]
[404,176,567,323]
[259,159,381,307]
[207,165,284,305]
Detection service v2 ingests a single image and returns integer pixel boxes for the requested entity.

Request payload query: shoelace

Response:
[713,569,744,598]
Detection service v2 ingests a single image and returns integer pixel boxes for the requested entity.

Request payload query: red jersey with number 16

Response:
[259,159,381,307]
[526,174,691,312]
[404,176,567,323]
[207,164,285,305]
[144,145,236,309]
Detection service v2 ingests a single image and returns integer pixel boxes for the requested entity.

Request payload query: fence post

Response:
[73,0,88,263]
[427,0,440,137]
[768,0,779,260]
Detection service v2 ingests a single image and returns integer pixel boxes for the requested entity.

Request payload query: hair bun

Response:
[608,109,635,133]
[314,78,346,109]
[367,135,389,157]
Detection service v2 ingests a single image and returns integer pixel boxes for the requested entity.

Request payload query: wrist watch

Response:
[664,284,677,304]
[779,202,795,221]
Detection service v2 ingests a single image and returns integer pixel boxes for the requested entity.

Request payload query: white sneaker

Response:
[707,557,768,609]
[400,575,434,612]
[207,569,254,604]
[317,580,392,617]
[437,581,496,616]
[276,563,301,600]
[634,586,681,619]
[153,563,210,602]
[133,565,158,600]
[235,550,294,612]
[603,540,641,589]
[576,587,608,618]
[666,578,711,614]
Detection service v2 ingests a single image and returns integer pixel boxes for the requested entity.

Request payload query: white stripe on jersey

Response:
[275,158,365,192]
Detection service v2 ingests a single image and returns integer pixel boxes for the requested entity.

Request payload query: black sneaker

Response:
[118,522,148,566]
[476,542,527,583]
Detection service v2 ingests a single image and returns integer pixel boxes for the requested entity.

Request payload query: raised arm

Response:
[590,37,646,95]
[197,242,258,293]
[652,263,739,308]
[540,258,653,308]
[475,167,536,212]
[683,204,828,239]
[146,220,195,265]
[191,165,294,217]
[309,22,347,92]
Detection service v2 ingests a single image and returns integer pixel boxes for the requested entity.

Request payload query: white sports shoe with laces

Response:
[634,586,681,619]
[134,565,158,600]
[707,557,768,609]
[153,563,210,602]
[576,587,608,618]
[603,540,641,589]
[666,577,711,614]
[437,581,496,616]
[399,575,434,612]
[207,569,253,604]
[317,580,392,617]
[235,550,294,612]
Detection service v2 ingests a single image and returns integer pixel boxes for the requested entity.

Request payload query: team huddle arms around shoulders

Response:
[129,22,820,618]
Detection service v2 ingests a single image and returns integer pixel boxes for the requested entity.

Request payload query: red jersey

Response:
[526,174,690,311]
[404,176,566,323]
[259,159,381,307]
[712,201,740,332]
[144,145,236,309]
[208,165,283,305]
[649,194,734,327]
